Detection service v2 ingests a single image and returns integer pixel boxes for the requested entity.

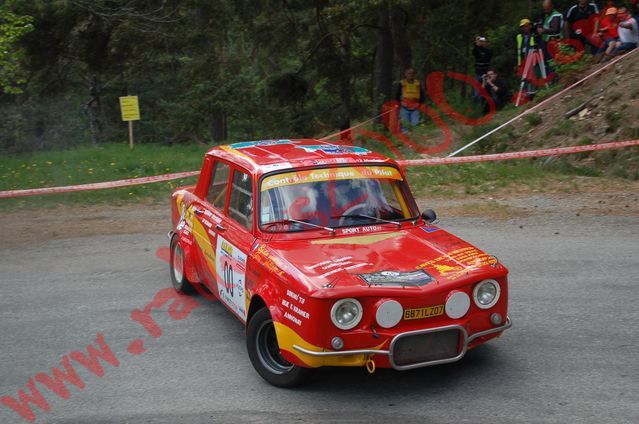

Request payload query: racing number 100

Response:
[223,261,234,297]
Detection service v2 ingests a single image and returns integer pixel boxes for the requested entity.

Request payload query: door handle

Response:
[215,224,226,232]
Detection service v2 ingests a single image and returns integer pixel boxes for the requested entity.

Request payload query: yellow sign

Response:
[119,96,140,121]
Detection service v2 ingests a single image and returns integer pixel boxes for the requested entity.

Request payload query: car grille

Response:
[392,329,462,366]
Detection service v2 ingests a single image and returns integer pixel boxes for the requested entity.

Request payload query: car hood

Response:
[263,225,507,293]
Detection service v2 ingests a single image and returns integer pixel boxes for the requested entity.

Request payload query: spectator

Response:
[481,69,510,112]
[395,67,425,133]
[538,0,565,42]
[565,0,600,53]
[516,19,541,101]
[537,1,565,73]
[516,19,537,67]
[594,7,620,61]
[613,7,639,54]
[473,36,492,79]
[472,36,492,101]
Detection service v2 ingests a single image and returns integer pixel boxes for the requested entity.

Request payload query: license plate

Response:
[403,304,444,320]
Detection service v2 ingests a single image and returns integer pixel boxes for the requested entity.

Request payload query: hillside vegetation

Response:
[452,52,639,180]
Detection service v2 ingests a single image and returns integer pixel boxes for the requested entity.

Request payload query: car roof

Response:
[206,139,396,175]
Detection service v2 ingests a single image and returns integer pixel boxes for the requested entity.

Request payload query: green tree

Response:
[0,4,33,94]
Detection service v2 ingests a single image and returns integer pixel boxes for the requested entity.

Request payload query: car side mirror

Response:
[421,209,437,223]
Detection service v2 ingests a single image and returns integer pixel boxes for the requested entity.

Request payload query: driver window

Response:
[206,161,230,209]
[379,180,405,218]
[228,170,254,230]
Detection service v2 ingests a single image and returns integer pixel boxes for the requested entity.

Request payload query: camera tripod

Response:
[515,47,548,107]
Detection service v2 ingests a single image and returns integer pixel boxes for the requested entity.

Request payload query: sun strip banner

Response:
[260,166,403,192]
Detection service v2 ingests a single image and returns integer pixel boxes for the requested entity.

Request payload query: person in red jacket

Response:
[594,7,620,61]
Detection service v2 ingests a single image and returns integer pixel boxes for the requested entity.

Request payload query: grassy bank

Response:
[0,143,206,208]
[0,141,626,209]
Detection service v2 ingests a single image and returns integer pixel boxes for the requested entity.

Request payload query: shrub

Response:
[525,113,542,126]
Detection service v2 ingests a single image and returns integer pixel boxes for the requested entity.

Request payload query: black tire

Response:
[170,235,194,294]
[246,307,313,387]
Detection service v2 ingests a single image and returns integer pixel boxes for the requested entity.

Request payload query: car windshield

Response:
[260,165,417,232]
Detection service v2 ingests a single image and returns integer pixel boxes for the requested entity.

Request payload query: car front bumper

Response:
[292,316,512,370]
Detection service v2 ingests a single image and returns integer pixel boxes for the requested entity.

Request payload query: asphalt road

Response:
[1,207,638,423]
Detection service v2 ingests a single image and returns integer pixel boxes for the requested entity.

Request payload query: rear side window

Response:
[206,162,230,209]
[228,171,253,230]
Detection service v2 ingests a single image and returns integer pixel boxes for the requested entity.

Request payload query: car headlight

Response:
[473,279,501,309]
[331,298,363,330]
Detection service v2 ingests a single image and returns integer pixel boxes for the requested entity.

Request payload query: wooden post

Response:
[128,120,134,149]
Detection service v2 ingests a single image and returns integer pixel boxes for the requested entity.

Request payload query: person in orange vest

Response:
[395,67,425,133]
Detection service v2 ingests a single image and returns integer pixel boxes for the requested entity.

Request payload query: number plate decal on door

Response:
[216,235,248,321]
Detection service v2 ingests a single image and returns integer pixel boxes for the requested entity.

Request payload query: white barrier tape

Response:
[1,140,637,199]
[320,107,396,140]
[447,48,639,157]
[399,140,639,166]
[0,170,199,199]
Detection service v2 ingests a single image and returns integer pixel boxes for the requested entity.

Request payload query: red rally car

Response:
[168,139,512,387]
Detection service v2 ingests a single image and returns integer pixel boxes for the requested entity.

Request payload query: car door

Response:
[189,159,231,291]
[213,167,256,322]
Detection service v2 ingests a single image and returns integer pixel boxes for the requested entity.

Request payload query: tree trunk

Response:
[373,6,394,119]
[85,75,102,145]
[338,29,352,131]
[211,112,227,142]
[391,7,413,75]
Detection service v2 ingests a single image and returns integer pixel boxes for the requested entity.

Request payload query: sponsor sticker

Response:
[228,139,293,149]
[295,145,370,155]
[358,270,434,287]
[215,236,248,320]
[421,226,440,234]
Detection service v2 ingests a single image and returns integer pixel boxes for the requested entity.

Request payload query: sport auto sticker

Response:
[215,236,248,321]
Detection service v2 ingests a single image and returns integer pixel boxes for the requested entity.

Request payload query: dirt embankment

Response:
[454,52,639,179]
[515,58,639,147]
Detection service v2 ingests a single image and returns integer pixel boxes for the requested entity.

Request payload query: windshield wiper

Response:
[262,218,335,234]
[333,214,401,228]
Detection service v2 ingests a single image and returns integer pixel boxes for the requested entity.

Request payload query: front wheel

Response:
[246,307,313,387]
[170,235,194,294]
